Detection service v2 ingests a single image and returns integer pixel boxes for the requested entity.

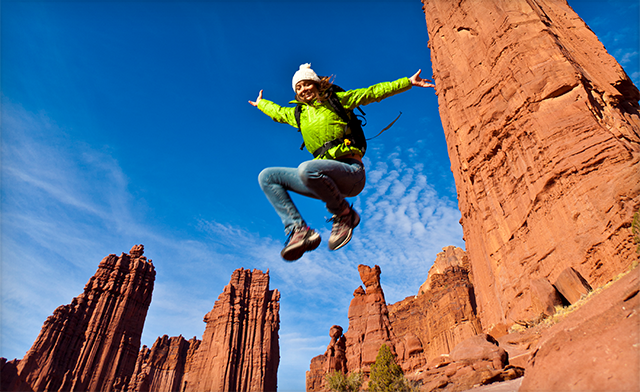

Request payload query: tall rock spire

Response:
[422,0,640,327]
[128,268,281,392]
[182,268,280,392]
[343,265,393,373]
[15,245,155,392]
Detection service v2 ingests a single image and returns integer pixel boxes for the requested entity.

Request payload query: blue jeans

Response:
[258,158,366,234]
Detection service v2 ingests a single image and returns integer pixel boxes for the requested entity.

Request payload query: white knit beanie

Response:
[292,63,321,91]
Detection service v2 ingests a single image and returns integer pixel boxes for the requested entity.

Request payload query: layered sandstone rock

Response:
[1,358,31,392]
[307,265,395,391]
[14,245,155,392]
[389,251,482,372]
[307,260,483,389]
[326,325,347,374]
[4,250,279,392]
[130,268,280,392]
[418,245,471,294]
[183,268,280,392]
[423,0,640,328]
[305,354,328,392]
[127,335,199,392]
[305,326,346,391]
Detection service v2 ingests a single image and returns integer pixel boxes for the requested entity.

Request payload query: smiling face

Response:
[295,80,320,103]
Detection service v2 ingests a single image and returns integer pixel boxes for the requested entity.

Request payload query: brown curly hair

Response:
[295,75,335,103]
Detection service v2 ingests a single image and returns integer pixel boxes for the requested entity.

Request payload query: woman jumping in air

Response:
[249,64,434,261]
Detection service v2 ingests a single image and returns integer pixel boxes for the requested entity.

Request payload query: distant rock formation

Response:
[422,0,640,329]
[307,264,395,391]
[306,254,484,390]
[9,246,155,392]
[129,268,280,392]
[418,245,471,294]
[1,249,280,392]
[127,335,199,392]
[326,325,347,374]
[306,326,346,391]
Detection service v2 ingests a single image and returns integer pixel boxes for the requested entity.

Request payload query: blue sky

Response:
[1,1,638,391]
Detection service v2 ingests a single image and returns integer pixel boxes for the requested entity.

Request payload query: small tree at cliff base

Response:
[325,371,363,392]
[368,344,419,392]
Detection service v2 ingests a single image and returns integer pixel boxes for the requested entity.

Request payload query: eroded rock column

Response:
[15,245,155,392]
[181,268,280,392]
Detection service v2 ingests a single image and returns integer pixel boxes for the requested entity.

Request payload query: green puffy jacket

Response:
[257,77,412,160]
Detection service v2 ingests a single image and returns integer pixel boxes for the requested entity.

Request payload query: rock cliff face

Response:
[183,268,280,392]
[418,245,471,295]
[14,245,155,392]
[130,268,280,392]
[422,0,640,328]
[389,247,482,370]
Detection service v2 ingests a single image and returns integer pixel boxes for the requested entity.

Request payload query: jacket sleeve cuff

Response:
[399,77,413,90]
[257,99,270,111]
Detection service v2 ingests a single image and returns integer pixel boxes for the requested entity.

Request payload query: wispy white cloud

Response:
[614,49,639,67]
[342,141,464,303]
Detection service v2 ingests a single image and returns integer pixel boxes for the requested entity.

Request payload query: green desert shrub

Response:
[325,371,363,392]
[368,344,419,392]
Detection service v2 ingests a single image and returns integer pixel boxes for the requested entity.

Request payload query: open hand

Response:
[409,70,435,88]
[248,90,263,107]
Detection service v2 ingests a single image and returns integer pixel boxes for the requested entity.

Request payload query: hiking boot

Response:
[328,207,360,251]
[281,226,321,262]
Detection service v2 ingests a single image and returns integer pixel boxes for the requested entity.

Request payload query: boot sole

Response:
[328,212,361,251]
[281,232,321,262]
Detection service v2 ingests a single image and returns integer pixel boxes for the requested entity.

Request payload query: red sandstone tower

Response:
[128,268,280,392]
[422,0,639,328]
[13,245,155,392]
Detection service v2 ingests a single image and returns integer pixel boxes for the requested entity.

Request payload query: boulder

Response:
[520,268,639,391]
[530,277,564,316]
[449,334,507,371]
[418,334,523,392]
[553,267,593,304]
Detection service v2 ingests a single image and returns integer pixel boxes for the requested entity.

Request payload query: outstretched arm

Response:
[250,92,298,127]
[410,70,435,88]
[248,90,263,107]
